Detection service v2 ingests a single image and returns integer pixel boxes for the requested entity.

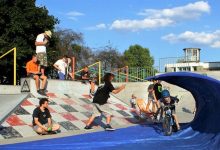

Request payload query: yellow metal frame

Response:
[75,61,101,85]
[118,72,147,82]
[0,47,17,85]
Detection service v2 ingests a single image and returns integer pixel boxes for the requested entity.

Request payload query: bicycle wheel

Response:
[163,116,172,136]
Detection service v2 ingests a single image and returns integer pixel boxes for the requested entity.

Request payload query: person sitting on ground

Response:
[130,94,137,109]
[81,66,95,95]
[26,54,47,96]
[33,98,60,134]
[84,73,126,131]
[53,55,68,80]
[156,90,180,130]
[146,84,159,113]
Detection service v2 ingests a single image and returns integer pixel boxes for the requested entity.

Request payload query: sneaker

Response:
[105,124,115,131]
[37,89,47,96]
[90,91,95,96]
[84,125,93,130]
[47,131,57,135]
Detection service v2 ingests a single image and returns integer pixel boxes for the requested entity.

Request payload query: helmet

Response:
[161,90,170,98]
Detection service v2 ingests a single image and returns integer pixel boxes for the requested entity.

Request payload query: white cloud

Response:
[162,30,220,48]
[110,1,210,31]
[211,41,220,48]
[85,23,107,30]
[111,18,174,32]
[138,1,210,20]
[66,11,84,21]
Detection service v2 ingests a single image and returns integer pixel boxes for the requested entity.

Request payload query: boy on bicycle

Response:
[155,89,180,131]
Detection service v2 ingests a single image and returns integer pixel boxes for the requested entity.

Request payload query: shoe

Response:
[105,124,115,131]
[90,91,95,96]
[153,113,157,120]
[37,89,47,96]
[84,125,93,130]
[47,131,57,134]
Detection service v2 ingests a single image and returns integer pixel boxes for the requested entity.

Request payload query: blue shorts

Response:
[58,72,65,80]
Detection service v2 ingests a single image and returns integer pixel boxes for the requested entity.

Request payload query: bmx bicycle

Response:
[162,104,178,136]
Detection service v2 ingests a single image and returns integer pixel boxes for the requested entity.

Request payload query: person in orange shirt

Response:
[26,54,47,96]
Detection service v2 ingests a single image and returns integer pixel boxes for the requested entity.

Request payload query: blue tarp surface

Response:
[1,72,220,150]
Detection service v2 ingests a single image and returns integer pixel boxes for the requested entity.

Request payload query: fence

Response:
[110,66,156,82]
[159,56,186,73]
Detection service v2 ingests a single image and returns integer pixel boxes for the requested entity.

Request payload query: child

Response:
[81,66,95,95]
[84,73,125,131]
[146,84,158,113]
[130,94,137,109]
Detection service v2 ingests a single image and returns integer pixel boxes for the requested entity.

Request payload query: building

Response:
[165,48,220,72]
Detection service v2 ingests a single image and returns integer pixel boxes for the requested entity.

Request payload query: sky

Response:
[36,0,220,67]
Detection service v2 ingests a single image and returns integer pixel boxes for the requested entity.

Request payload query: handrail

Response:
[0,47,16,85]
[118,72,147,82]
[112,66,128,72]
[74,61,101,85]
[112,66,129,82]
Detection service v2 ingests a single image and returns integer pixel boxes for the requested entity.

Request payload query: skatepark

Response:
[1,1,220,149]
[2,71,220,149]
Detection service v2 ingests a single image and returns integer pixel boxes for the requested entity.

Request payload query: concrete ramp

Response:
[112,82,195,123]
[0,79,139,141]
[0,94,29,124]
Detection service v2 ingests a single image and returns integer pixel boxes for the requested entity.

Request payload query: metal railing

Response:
[110,66,156,82]
[74,61,101,85]
[74,62,155,84]
[0,47,16,85]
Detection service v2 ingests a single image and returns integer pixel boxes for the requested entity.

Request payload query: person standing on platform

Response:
[35,30,52,76]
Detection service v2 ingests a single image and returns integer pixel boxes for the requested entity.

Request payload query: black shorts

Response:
[27,73,41,78]
[81,79,91,84]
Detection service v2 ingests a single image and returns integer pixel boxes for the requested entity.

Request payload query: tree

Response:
[0,0,58,83]
[124,44,154,69]
[54,28,83,56]
[73,45,94,69]
[94,45,125,71]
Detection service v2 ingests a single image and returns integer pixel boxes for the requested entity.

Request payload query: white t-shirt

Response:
[36,33,46,53]
[55,59,67,74]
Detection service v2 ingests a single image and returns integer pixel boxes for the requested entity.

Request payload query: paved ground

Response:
[0,81,141,144]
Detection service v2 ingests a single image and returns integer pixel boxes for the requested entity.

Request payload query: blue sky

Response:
[36,0,220,66]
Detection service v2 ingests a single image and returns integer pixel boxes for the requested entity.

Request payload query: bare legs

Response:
[172,114,180,129]
[90,81,95,93]
[33,75,47,91]
[86,115,112,127]
[146,100,158,113]
[35,124,60,134]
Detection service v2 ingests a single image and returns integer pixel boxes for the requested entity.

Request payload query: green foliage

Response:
[95,47,124,70]
[124,44,154,69]
[0,0,58,82]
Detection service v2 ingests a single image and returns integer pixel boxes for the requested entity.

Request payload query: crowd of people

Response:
[26,30,180,135]
[26,30,95,96]
[31,73,125,135]
[26,30,126,134]
[129,80,180,131]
